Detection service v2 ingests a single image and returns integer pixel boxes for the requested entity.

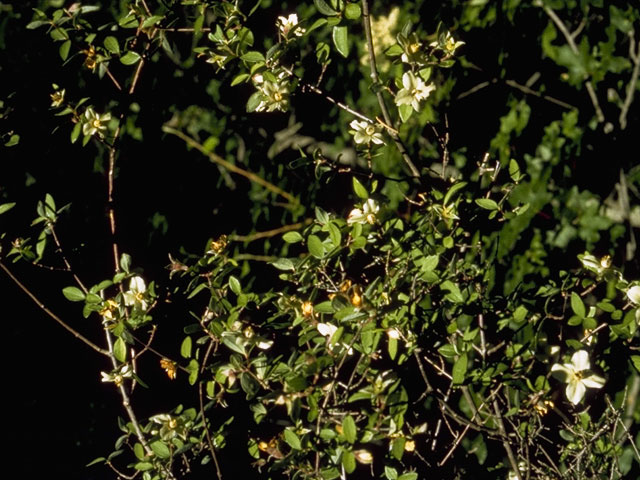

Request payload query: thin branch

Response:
[107,122,122,273]
[0,261,109,356]
[361,0,420,178]
[619,35,640,130]
[492,397,522,480]
[229,219,312,243]
[538,2,604,123]
[48,223,88,293]
[162,126,298,206]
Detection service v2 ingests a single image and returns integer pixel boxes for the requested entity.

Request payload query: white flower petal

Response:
[317,323,337,338]
[571,350,590,371]
[581,374,605,389]
[566,380,586,405]
[627,285,640,305]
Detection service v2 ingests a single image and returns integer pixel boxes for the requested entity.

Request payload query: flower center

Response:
[365,125,376,136]
[409,43,420,54]
[92,119,102,128]
[273,92,282,102]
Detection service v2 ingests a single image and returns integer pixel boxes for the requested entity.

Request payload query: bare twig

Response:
[619,34,640,130]
[0,261,109,356]
[361,0,421,178]
[48,223,88,293]
[492,397,522,480]
[229,219,312,243]
[162,126,298,206]
[538,2,604,123]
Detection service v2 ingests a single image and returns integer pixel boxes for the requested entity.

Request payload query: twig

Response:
[48,223,88,293]
[229,219,312,242]
[619,34,640,130]
[361,0,421,178]
[162,126,298,206]
[107,122,122,273]
[0,261,109,356]
[492,397,522,480]
[198,368,223,480]
[538,2,604,123]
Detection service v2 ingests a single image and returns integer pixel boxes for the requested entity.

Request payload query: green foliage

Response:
[1,1,639,479]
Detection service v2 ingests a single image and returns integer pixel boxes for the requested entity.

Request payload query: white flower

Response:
[551,350,605,405]
[386,328,401,340]
[123,276,148,311]
[101,364,133,387]
[256,80,289,112]
[394,71,435,112]
[277,14,305,37]
[349,120,384,145]
[348,198,379,225]
[430,31,465,55]
[317,322,353,354]
[627,285,640,305]
[50,89,65,107]
[82,108,111,137]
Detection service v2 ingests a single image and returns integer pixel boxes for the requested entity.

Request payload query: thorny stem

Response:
[361,0,421,178]
[538,2,604,123]
[0,260,109,356]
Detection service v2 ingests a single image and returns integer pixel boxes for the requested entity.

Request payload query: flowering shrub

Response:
[1,1,639,479]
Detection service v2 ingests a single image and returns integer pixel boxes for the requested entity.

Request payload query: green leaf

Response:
[229,275,241,294]
[398,474,418,480]
[133,442,145,461]
[134,462,154,471]
[385,466,399,480]
[0,202,16,215]
[104,36,120,54]
[631,355,640,374]
[452,353,468,385]
[187,359,199,385]
[475,198,499,210]
[570,292,586,318]
[342,450,356,473]
[62,286,86,302]
[509,159,521,182]
[392,437,405,460]
[230,73,250,86]
[271,258,295,271]
[342,415,356,443]
[441,280,464,304]
[284,428,301,450]
[352,177,368,199]
[314,0,339,16]
[120,51,141,65]
[150,440,171,459]
[59,40,71,61]
[241,51,265,63]
[283,231,303,243]
[308,234,325,258]
[344,3,361,20]
[332,26,349,58]
[307,18,328,34]
[114,337,127,363]
[141,15,164,29]
[398,104,413,122]
[443,181,468,205]
[181,336,192,358]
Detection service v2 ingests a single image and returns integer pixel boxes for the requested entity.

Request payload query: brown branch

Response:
[361,0,420,178]
[229,219,312,243]
[0,260,109,356]
[162,126,298,205]
[107,122,122,273]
